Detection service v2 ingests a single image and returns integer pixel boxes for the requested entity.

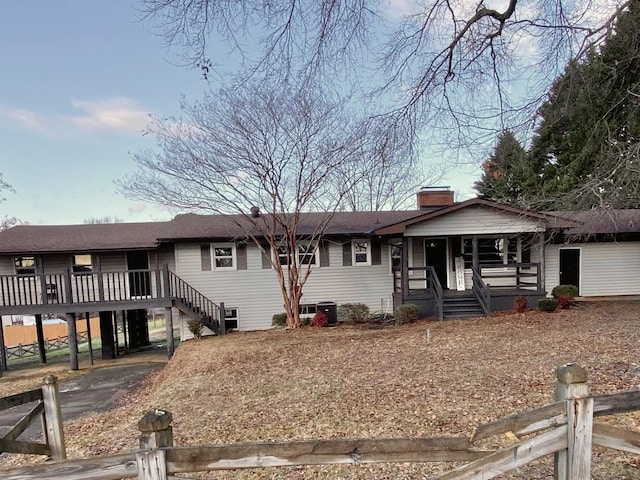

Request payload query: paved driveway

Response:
[0,360,166,442]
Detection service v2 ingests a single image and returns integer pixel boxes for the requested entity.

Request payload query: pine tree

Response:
[474,130,532,206]
[527,2,640,209]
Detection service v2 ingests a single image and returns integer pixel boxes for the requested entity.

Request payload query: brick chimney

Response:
[417,186,455,209]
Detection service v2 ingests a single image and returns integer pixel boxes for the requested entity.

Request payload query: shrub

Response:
[551,285,579,299]
[187,319,204,339]
[538,298,558,312]
[514,296,528,313]
[300,316,312,327]
[337,303,370,324]
[272,313,288,327]
[312,311,328,328]
[556,293,573,310]
[395,304,420,325]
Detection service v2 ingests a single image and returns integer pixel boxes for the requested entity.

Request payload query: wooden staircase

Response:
[442,293,486,320]
[168,272,223,335]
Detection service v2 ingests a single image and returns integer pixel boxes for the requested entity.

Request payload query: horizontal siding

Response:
[42,254,72,274]
[175,241,395,331]
[99,252,126,272]
[545,242,640,297]
[0,257,14,275]
[405,206,546,236]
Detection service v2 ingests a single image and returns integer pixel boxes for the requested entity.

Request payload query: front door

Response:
[559,248,580,292]
[425,238,448,288]
[127,251,151,297]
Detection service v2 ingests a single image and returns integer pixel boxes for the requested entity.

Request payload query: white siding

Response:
[545,241,640,297]
[405,206,546,237]
[174,241,395,331]
[99,252,126,272]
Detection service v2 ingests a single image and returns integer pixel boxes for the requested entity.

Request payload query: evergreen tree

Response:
[474,130,532,206]
[528,2,640,209]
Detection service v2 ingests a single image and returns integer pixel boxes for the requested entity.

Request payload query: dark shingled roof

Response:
[0,210,430,254]
[0,222,174,254]
[162,210,430,241]
[548,210,640,235]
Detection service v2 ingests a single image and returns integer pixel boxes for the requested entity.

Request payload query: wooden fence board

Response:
[0,438,49,456]
[1,402,44,442]
[431,426,567,480]
[592,423,640,455]
[0,452,138,480]
[471,401,566,442]
[593,390,640,416]
[0,389,43,412]
[165,437,491,473]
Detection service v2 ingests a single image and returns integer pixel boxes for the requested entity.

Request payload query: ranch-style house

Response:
[0,187,638,369]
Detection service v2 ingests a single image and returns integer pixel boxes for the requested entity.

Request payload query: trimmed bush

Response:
[272,313,288,327]
[337,303,370,324]
[551,285,579,299]
[300,316,312,327]
[312,311,328,328]
[395,304,420,325]
[538,298,558,312]
[514,296,528,313]
[187,319,204,339]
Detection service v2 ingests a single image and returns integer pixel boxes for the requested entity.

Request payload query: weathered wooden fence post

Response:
[41,374,66,460]
[137,409,173,480]
[554,363,593,480]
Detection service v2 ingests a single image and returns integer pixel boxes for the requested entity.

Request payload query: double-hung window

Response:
[352,239,371,266]
[72,254,93,273]
[276,242,318,266]
[14,256,36,275]
[213,244,236,270]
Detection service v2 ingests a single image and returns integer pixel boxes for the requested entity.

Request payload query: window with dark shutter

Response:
[200,245,211,271]
[342,242,352,266]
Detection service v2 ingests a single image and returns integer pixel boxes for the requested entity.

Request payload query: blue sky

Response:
[0,0,480,226]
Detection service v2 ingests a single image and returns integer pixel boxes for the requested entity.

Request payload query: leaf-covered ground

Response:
[2,301,640,478]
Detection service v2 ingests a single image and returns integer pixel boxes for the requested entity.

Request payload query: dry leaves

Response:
[2,301,640,479]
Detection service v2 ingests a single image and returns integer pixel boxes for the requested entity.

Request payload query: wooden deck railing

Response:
[478,263,542,290]
[0,269,169,312]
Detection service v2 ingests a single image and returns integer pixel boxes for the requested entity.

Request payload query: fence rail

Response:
[0,375,65,460]
[1,363,638,480]
[5,332,90,360]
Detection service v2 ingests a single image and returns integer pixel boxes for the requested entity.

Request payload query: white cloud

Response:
[0,97,153,138]
[69,97,151,134]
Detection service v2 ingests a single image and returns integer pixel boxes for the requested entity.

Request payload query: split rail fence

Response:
[5,332,90,360]
[0,375,65,460]
[0,363,639,480]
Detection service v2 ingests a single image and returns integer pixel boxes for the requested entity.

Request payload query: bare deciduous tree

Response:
[120,81,414,328]
[139,0,631,152]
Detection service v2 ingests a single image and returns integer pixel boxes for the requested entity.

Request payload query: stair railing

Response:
[471,266,491,316]
[167,271,224,334]
[427,266,444,321]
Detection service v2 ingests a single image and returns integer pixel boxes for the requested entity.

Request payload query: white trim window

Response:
[352,239,371,266]
[224,307,239,330]
[213,243,237,270]
[275,242,318,266]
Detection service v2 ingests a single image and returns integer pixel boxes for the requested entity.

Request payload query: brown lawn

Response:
[2,301,640,478]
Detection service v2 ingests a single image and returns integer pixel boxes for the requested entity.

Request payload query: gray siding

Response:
[545,242,640,297]
[405,206,546,236]
[174,240,395,331]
